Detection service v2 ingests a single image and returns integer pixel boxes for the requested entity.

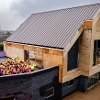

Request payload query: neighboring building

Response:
[9,31,14,34]
[0,31,4,35]
[0,30,14,35]
[0,30,11,43]
[0,35,9,43]
[4,3,100,97]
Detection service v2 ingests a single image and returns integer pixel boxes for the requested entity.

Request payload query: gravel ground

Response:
[63,83,100,100]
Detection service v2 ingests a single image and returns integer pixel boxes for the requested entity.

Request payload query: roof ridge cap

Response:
[31,3,100,16]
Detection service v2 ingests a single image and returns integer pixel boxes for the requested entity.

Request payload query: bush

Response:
[0,44,3,51]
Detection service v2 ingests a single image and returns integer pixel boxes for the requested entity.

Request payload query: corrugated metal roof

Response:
[6,3,100,49]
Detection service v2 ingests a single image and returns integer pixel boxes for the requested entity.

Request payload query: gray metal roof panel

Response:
[6,3,100,49]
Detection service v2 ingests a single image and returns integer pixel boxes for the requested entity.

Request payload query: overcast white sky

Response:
[0,0,100,30]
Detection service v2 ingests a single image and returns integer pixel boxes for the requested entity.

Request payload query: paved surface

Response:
[63,83,100,100]
[0,57,7,62]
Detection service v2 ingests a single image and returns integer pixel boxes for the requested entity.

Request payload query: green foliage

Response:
[0,43,3,51]
[6,31,11,36]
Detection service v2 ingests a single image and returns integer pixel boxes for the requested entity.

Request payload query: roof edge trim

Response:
[4,41,63,51]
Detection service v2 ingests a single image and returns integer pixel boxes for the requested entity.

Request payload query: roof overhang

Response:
[92,9,100,27]
[63,24,84,57]
[63,19,94,57]
[4,41,63,51]
[63,10,100,55]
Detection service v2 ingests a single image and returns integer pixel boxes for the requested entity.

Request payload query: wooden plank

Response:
[79,41,91,47]
[26,47,43,61]
[83,30,92,35]
[80,38,91,43]
[43,53,63,67]
[8,42,62,53]
[52,55,62,64]
[43,53,51,68]
[34,47,43,60]
[92,11,100,27]
[43,48,49,53]
[78,29,92,72]
[48,49,54,54]
[91,66,100,76]
[79,53,90,58]
[5,41,63,51]
[78,62,90,71]
[63,53,68,76]
[79,46,91,54]
[62,70,81,83]
[51,50,62,56]
[5,46,25,61]
[27,45,33,51]
[89,38,94,71]
[20,45,24,49]
[94,32,100,39]
[79,66,89,71]
[78,25,84,33]
[79,58,90,63]
[92,12,100,42]
[96,27,100,32]
[70,31,81,45]
[11,43,21,48]
[24,45,30,50]
[96,18,100,27]
[42,49,63,83]
[84,21,93,29]
[81,70,89,76]
[3,42,7,52]
[6,42,11,46]
[59,66,63,83]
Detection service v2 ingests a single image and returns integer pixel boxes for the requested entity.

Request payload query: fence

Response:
[0,66,61,100]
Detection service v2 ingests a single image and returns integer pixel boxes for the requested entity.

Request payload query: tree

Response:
[6,31,11,36]
[0,43,3,51]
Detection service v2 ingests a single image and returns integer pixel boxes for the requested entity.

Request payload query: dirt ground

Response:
[63,83,100,100]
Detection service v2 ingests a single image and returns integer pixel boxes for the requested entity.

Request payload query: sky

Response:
[0,0,100,30]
